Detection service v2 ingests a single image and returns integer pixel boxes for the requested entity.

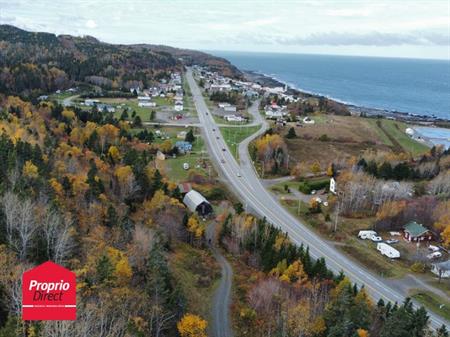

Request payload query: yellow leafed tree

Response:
[177,314,207,337]
[23,160,38,178]
[108,145,121,162]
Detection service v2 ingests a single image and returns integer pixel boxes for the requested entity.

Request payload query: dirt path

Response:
[206,222,234,337]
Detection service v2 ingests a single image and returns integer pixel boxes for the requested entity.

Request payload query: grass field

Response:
[283,114,429,170]
[220,125,261,160]
[380,119,429,156]
[169,242,220,319]
[410,289,450,321]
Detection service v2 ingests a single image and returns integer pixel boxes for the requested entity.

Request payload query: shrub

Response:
[318,134,330,142]
[410,262,427,273]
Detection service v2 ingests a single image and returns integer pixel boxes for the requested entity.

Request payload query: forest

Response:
[0,24,240,99]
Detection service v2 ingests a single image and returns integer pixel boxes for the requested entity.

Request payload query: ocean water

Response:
[414,126,450,149]
[211,51,450,120]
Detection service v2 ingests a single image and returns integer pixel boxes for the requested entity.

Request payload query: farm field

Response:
[283,114,429,169]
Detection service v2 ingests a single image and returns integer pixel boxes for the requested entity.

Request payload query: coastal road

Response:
[185,68,449,330]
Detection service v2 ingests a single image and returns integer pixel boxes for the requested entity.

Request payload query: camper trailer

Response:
[358,230,382,242]
[377,243,400,259]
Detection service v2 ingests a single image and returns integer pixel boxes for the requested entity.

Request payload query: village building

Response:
[183,190,213,216]
[431,260,450,279]
[223,105,237,113]
[330,177,337,194]
[156,151,165,161]
[175,141,192,153]
[403,221,432,242]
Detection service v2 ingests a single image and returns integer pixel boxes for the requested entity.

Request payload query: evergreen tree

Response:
[285,127,297,139]
[185,129,195,143]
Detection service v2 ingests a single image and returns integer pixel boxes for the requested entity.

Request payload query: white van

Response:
[377,243,400,259]
[183,162,189,170]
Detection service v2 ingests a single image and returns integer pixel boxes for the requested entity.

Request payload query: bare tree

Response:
[42,209,75,264]
[1,191,37,261]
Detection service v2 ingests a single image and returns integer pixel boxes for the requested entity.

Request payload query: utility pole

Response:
[334,191,344,232]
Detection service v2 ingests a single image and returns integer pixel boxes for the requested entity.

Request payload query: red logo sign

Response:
[22,261,76,320]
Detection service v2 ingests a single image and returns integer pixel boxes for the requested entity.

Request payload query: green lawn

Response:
[366,119,394,146]
[381,120,429,156]
[410,289,450,321]
[165,153,209,182]
[220,125,261,160]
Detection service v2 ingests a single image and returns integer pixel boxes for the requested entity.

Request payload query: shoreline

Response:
[242,70,450,126]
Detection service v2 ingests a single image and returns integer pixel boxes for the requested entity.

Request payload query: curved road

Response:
[206,222,234,337]
[186,68,448,330]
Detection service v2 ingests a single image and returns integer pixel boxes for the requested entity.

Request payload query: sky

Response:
[0,0,449,60]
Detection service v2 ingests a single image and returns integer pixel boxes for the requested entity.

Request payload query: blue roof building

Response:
[175,141,193,153]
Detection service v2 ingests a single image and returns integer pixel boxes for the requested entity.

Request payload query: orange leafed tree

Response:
[177,313,207,337]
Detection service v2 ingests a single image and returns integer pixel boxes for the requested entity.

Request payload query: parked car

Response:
[183,162,189,170]
[427,252,442,259]
[222,148,226,152]
[386,239,399,244]
[428,245,440,252]
[237,172,241,177]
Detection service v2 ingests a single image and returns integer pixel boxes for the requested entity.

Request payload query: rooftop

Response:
[403,221,429,237]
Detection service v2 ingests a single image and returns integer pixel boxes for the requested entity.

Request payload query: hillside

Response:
[0,25,241,97]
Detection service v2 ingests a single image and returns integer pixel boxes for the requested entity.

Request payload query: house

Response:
[330,177,337,194]
[403,221,432,242]
[138,101,157,107]
[264,104,286,118]
[224,115,245,122]
[85,99,100,106]
[156,151,165,161]
[224,105,237,113]
[183,190,213,216]
[175,141,192,153]
[431,260,450,279]
[174,101,184,112]
[177,131,187,139]
[137,96,151,101]
[97,104,115,113]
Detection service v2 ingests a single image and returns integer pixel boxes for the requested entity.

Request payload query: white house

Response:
[224,115,245,122]
[330,177,337,194]
[85,99,100,106]
[138,101,157,107]
[174,101,183,112]
[224,105,237,113]
[137,96,151,101]
[431,260,450,278]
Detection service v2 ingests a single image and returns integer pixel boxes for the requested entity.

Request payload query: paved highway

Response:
[185,68,448,330]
